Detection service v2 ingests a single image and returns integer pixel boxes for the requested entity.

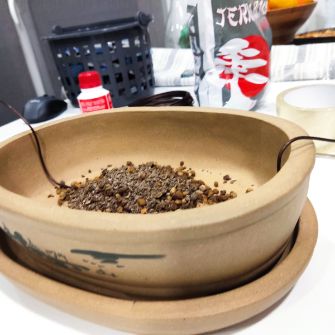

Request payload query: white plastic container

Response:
[77,71,113,113]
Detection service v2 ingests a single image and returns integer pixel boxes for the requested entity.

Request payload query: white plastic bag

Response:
[187,0,271,110]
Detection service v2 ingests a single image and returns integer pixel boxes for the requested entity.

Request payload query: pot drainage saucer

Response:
[0,200,318,335]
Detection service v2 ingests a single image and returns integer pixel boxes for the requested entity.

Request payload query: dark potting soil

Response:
[56,161,237,214]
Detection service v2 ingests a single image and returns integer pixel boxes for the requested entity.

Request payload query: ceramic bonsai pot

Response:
[0,201,318,335]
[0,107,315,299]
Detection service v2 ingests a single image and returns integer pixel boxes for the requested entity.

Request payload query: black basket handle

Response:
[49,12,152,39]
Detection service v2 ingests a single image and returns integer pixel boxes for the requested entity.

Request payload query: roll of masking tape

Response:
[277,84,335,155]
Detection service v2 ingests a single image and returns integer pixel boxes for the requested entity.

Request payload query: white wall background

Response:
[298,0,335,33]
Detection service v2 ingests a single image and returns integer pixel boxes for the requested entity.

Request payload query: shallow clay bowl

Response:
[0,107,315,299]
[267,2,317,44]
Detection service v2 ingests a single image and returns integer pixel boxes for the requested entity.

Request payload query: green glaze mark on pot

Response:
[0,223,165,276]
[71,249,165,265]
[1,225,90,273]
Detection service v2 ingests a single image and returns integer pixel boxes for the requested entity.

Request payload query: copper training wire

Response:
[277,136,335,172]
[0,100,69,189]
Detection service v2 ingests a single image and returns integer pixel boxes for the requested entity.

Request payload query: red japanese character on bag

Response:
[187,0,271,110]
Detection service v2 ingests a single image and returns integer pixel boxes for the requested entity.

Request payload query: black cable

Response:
[0,100,70,188]
[128,90,194,107]
[277,135,335,172]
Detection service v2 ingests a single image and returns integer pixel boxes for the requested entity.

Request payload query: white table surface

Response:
[1,81,335,334]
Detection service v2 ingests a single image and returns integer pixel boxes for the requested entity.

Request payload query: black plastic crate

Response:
[46,12,155,107]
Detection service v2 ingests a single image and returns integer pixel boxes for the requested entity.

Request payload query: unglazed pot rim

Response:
[0,107,315,236]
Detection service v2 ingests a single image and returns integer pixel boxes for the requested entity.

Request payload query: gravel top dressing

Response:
[56,161,238,214]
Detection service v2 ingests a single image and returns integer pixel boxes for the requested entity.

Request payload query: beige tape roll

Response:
[277,84,335,155]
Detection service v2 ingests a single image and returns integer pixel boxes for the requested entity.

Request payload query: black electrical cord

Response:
[277,135,335,172]
[0,100,70,189]
[128,90,194,107]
